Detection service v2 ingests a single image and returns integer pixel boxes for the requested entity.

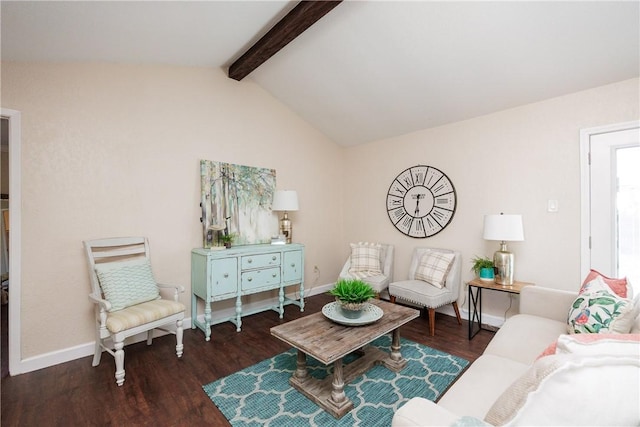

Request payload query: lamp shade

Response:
[272,190,299,211]
[483,214,524,241]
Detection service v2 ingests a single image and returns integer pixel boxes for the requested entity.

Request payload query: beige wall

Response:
[2,59,638,362]
[1,62,345,358]
[343,77,639,318]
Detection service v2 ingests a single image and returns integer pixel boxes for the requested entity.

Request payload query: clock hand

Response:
[414,193,425,216]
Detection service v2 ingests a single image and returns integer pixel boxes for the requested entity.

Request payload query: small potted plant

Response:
[219,232,236,249]
[471,256,495,281]
[328,279,376,319]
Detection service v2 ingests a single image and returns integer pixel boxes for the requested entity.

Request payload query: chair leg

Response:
[114,340,126,386]
[92,338,102,367]
[146,330,154,345]
[175,319,184,358]
[389,295,396,303]
[428,308,436,336]
[452,302,462,325]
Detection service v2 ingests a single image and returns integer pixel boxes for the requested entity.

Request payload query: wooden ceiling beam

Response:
[228,1,342,81]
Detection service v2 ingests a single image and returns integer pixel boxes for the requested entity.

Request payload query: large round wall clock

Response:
[386,165,457,238]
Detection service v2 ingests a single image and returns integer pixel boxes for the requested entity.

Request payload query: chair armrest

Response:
[339,259,351,279]
[392,397,460,427]
[519,286,577,322]
[157,283,185,302]
[89,293,111,331]
[89,292,111,312]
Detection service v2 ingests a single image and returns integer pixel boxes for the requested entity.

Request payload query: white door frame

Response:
[1,108,22,375]
[579,120,640,280]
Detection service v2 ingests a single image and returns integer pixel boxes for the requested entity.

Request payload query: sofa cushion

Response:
[567,276,637,334]
[483,314,567,365]
[105,299,185,333]
[538,333,640,359]
[437,354,529,420]
[484,354,640,426]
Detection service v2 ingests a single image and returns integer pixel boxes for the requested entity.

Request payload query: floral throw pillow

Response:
[567,276,637,334]
[579,269,631,298]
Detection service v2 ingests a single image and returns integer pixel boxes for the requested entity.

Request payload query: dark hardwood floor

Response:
[1,294,494,426]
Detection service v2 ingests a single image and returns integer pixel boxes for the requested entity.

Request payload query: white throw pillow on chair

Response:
[348,242,382,278]
[414,251,455,289]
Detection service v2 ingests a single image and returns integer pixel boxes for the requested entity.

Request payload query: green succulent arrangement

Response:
[328,279,376,304]
[219,233,236,244]
[470,256,494,275]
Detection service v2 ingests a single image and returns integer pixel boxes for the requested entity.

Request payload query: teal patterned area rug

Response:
[203,335,469,427]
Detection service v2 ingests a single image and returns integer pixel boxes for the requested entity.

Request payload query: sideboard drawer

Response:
[241,267,281,291]
[211,258,238,297]
[241,253,281,270]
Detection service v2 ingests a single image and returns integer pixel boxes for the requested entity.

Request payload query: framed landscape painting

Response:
[200,160,276,247]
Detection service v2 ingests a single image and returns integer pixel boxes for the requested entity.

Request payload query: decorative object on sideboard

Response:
[219,232,236,249]
[206,224,227,250]
[386,165,457,238]
[272,190,299,244]
[200,159,276,247]
[471,255,495,281]
[483,213,524,286]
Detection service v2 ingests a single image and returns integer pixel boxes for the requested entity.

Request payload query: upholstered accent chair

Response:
[339,242,395,296]
[389,247,462,336]
[84,237,185,386]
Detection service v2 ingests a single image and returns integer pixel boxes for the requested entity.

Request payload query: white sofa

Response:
[392,286,640,426]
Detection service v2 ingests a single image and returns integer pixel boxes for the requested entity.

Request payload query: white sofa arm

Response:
[519,286,577,323]
[392,397,461,427]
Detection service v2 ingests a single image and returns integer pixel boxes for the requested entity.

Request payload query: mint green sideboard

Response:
[191,244,305,341]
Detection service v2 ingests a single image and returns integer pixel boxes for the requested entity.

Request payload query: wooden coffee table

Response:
[270,299,419,418]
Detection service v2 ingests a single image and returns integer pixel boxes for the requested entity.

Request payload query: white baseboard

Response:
[13,283,503,375]
[14,318,194,375]
[13,285,336,375]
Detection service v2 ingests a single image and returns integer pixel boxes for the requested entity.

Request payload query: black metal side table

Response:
[468,278,534,340]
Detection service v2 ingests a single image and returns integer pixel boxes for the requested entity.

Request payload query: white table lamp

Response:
[483,213,524,286]
[272,190,299,244]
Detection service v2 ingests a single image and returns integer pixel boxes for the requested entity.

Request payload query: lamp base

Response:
[493,242,515,286]
[279,212,292,244]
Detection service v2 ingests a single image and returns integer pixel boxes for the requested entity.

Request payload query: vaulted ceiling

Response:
[2,1,639,146]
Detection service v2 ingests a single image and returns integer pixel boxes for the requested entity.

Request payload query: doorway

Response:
[1,117,8,377]
[581,121,640,294]
[1,108,21,376]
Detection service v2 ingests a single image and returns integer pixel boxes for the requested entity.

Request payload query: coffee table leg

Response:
[294,350,308,381]
[329,358,349,407]
[384,328,407,371]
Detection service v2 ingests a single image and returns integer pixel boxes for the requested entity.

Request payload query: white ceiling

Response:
[2,1,639,146]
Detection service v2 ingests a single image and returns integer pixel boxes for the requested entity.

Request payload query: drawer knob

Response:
[272,256,277,261]
[272,273,277,277]
[290,263,295,267]
[248,259,253,263]
[223,273,229,278]
[247,277,252,282]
